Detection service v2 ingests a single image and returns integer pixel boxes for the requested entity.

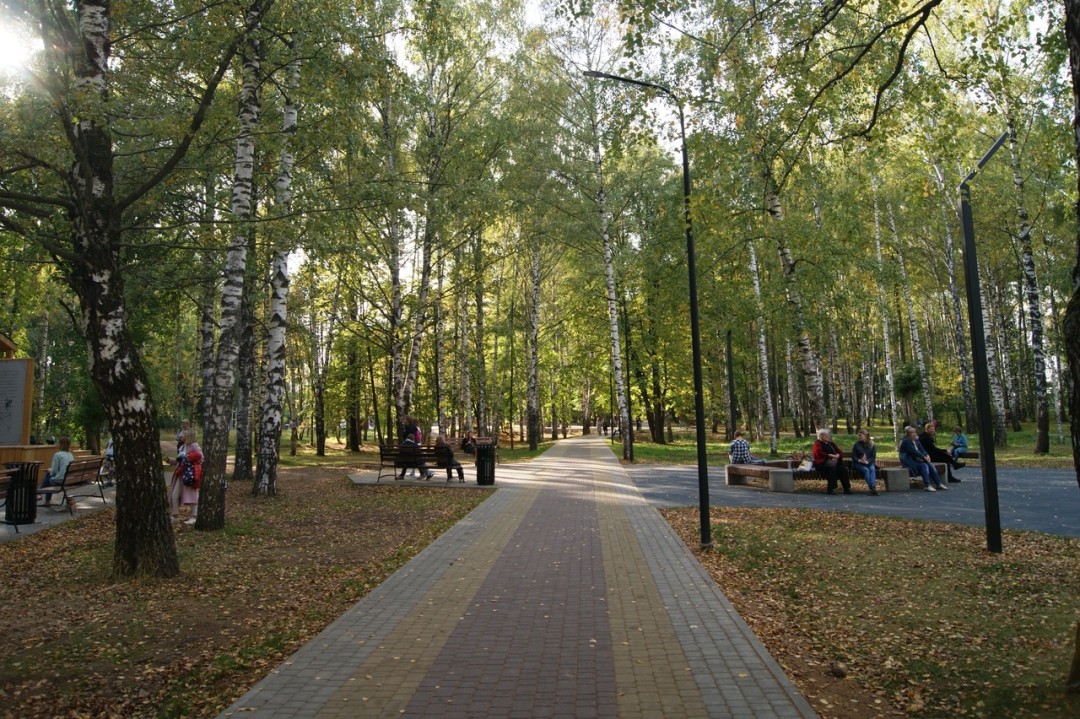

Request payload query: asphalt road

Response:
[625,464,1080,539]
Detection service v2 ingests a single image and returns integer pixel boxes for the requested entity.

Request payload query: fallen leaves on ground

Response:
[664,506,1080,719]
[0,467,489,719]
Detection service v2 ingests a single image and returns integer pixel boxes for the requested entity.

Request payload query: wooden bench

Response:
[37,457,107,515]
[377,445,438,483]
[445,437,498,463]
[725,458,947,493]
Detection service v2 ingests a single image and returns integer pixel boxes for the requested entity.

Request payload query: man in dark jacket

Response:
[919,421,960,483]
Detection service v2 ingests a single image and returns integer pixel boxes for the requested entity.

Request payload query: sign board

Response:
[0,358,34,445]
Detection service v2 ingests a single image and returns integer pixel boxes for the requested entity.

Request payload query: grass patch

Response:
[666,506,1080,718]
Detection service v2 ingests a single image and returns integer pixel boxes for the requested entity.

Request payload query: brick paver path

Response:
[217,436,817,719]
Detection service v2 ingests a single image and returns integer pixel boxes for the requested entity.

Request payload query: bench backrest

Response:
[62,457,104,486]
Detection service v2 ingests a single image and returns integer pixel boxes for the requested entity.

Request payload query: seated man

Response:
[919,421,960,483]
[434,435,465,482]
[39,435,75,506]
[950,426,969,469]
[728,430,766,465]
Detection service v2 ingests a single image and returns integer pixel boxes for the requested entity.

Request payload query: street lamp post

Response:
[584,70,712,548]
[958,131,1008,554]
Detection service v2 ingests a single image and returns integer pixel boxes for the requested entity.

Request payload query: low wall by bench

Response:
[725,460,916,493]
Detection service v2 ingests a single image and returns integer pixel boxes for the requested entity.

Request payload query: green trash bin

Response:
[475,443,495,486]
[4,461,41,527]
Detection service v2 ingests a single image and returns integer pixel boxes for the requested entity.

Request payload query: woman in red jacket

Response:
[812,428,851,495]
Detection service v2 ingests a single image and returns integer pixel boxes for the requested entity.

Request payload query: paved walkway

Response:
[216,436,817,718]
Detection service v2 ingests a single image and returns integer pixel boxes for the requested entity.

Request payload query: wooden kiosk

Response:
[0,332,53,477]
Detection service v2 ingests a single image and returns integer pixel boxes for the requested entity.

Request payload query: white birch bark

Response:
[926,159,975,429]
[254,46,298,496]
[871,182,900,444]
[784,339,802,437]
[1004,117,1050,451]
[887,200,933,421]
[527,235,541,450]
[980,269,1009,446]
[378,74,407,429]
[764,164,827,429]
[748,241,778,452]
[197,171,218,428]
[593,138,631,459]
[473,232,487,435]
[201,1,264,529]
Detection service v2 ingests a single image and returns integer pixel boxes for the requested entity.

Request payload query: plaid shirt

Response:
[729,437,753,464]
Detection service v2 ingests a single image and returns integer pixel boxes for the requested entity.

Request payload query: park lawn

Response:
[665,507,1080,719]
[0,466,491,719]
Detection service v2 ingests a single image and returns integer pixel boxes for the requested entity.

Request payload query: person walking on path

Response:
[166,429,202,524]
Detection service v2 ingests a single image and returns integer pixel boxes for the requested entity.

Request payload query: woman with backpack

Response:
[166,428,203,524]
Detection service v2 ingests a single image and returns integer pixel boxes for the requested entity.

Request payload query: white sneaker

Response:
[184,517,197,525]
[925,486,936,492]
[937,484,948,490]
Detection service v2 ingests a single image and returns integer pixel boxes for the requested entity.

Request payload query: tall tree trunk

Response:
[765,166,826,430]
[889,200,933,421]
[748,241,777,453]
[527,234,541,450]
[872,182,900,445]
[1002,117,1049,451]
[473,230,488,435]
[784,340,802,439]
[197,285,218,427]
[232,220,257,484]
[253,45,297,496]
[378,73,408,427]
[928,159,976,431]
[594,143,631,460]
[199,0,264,531]
[981,270,1010,447]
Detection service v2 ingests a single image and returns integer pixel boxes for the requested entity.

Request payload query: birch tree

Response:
[253,40,299,496]
[0,1,261,573]
[199,0,267,530]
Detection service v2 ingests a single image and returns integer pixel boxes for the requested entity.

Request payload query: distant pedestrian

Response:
[176,419,190,453]
[166,429,202,524]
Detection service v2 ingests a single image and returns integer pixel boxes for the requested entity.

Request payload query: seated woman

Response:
[850,430,879,495]
[39,436,75,506]
[898,426,946,492]
[434,435,465,482]
[460,431,477,455]
[812,428,851,495]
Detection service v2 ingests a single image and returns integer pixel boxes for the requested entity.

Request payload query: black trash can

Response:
[5,461,41,526]
[475,443,495,486]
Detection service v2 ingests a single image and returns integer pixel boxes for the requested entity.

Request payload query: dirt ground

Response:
[0,466,488,719]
